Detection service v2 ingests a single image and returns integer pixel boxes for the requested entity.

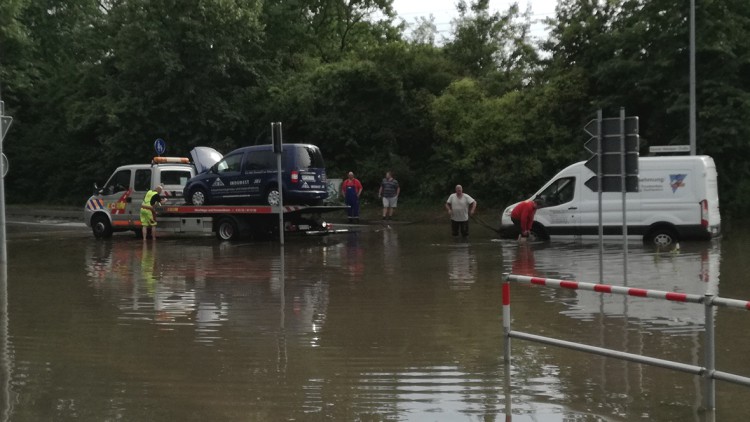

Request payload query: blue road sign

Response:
[154,138,166,155]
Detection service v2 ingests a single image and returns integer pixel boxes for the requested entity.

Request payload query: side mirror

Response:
[93,183,100,195]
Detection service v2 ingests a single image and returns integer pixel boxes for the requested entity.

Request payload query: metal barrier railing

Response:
[502,273,750,410]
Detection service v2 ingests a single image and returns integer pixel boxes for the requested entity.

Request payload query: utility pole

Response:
[689,0,696,155]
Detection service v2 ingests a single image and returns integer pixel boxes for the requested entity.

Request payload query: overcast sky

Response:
[391,0,558,40]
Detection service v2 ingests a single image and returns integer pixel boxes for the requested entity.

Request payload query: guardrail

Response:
[502,273,750,410]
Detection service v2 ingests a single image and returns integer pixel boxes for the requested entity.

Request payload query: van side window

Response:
[217,154,243,173]
[245,150,275,171]
[134,169,152,192]
[104,170,131,194]
[539,177,575,206]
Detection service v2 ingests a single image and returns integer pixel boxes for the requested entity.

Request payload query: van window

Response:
[290,146,325,169]
[161,170,192,186]
[538,177,575,207]
[245,150,275,171]
[216,154,243,173]
[134,169,152,191]
[104,169,131,194]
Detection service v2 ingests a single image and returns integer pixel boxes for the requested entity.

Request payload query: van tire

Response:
[531,222,550,241]
[188,187,208,206]
[91,214,113,238]
[215,217,239,241]
[265,185,281,206]
[645,227,678,247]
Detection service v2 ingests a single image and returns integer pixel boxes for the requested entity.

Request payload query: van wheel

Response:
[215,217,239,241]
[189,187,208,206]
[531,222,550,241]
[91,214,113,238]
[265,186,281,206]
[645,228,678,248]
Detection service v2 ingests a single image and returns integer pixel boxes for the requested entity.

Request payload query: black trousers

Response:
[511,217,528,237]
[451,220,469,237]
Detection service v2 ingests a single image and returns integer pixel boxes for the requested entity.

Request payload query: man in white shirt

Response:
[445,185,477,237]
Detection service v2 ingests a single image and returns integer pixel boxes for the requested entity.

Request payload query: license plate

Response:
[302,175,316,181]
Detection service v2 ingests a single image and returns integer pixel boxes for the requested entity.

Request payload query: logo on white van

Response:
[670,174,687,193]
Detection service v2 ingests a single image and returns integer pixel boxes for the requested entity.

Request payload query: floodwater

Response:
[1,217,749,421]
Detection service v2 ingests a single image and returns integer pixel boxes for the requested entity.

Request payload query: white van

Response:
[500,155,721,246]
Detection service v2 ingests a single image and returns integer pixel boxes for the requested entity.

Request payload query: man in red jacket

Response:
[510,198,542,240]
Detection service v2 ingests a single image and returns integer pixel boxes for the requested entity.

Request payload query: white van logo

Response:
[670,174,687,193]
[212,178,225,187]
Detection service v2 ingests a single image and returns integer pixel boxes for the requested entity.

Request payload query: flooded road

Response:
[1,218,749,421]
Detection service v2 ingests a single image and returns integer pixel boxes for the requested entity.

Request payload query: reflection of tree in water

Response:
[448,244,476,289]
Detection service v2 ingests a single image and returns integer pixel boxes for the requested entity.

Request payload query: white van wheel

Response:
[646,228,678,247]
[266,187,281,206]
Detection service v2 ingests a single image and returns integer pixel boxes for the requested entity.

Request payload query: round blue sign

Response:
[154,138,166,155]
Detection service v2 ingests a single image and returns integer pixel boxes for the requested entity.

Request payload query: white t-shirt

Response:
[446,193,475,222]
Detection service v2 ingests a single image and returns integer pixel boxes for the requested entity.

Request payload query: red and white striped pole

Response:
[502,274,511,363]
[507,274,706,304]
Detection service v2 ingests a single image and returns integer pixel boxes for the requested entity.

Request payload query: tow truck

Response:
[84,149,348,240]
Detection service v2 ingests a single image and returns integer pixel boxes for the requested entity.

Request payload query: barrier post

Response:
[704,294,716,409]
[502,274,511,363]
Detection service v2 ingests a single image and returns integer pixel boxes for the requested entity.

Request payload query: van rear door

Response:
[286,145,327,193]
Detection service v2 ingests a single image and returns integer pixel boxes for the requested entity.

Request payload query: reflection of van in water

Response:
[500,156,721,246]
[184,144,328,206]
[502,240,721,332]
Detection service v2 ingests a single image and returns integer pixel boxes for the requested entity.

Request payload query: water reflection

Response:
[381,227,399,276]
[510,242,537,277]
[447,241,477,289]
[504,240,721,334]
[84,240,329,347]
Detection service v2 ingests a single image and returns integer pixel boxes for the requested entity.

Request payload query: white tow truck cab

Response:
[84,155,197,238]
[84,147,345,240]
[500,155,721,246]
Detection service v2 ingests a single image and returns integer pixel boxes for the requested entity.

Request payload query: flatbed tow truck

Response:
[83,151,349,240]
[154,204,349,240]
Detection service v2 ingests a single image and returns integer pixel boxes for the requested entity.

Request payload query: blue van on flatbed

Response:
[184,144,328,206]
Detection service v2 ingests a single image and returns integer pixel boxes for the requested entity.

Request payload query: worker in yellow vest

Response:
[140,185,167,240]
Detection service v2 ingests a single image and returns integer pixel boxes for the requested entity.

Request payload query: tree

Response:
[444,0,539,93]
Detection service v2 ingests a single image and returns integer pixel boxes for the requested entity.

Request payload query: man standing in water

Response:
[140,185,167,240]
[445,185,476,237]
[378,171,400,220]
[341,171,363,224]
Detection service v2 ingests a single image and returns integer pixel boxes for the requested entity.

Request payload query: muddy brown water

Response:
[1,217,749,421]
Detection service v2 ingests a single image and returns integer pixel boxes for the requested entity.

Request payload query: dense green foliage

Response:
[0,0,748,215]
